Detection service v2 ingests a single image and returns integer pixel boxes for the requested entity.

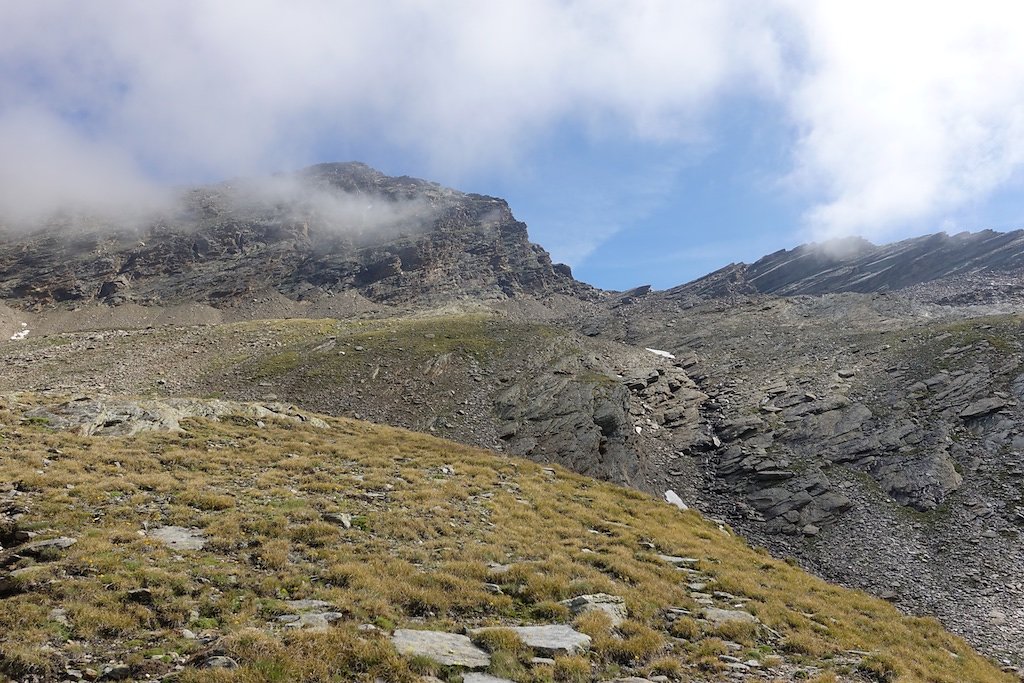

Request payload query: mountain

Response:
[0,395,1008,682]
[1,163,1023,679]
[671,229,1024,299]
[0,162,588,312]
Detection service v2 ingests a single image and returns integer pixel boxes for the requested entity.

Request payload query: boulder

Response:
[702,607,758,627]
[391,629,490,668]
[960,398,1006,419]
[471,625,591,656]
[464,675,516,683]
[560,593,627,626]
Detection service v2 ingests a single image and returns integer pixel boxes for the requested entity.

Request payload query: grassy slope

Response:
[0,398,1011,683]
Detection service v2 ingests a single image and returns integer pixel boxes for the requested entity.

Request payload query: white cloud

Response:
[0,1,780,217]
[0,108,168,224]
[785,1,1024,239]
[3,1,1024,247]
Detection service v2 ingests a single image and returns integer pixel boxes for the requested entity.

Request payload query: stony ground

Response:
[0,395,1012,682]
[2,297,1023,671]
[591,289,1024,667]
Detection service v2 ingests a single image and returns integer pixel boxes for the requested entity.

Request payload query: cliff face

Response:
[0,162,588,310]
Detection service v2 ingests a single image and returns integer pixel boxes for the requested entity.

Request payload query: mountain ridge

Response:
[669,228,1024,299]
[3,162,1024,674]
[0,162,588,312]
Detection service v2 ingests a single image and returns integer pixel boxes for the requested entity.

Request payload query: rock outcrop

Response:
[22,397,328,436]
[0,163,589,311]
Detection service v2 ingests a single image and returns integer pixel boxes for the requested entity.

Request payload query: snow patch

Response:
[664,490,688,511]
[645,348,675,359]
[9,325,29,341]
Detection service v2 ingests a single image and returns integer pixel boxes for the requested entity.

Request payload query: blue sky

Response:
[4,2,1024,290]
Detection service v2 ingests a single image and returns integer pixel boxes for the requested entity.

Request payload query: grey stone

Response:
[961,398,1006,419]
[1,536,76,566]
[23,398,328,437]
[0,565,41,594]
[284,599,335,612]
[875,452,962,511]
[278,611,344,630]
[149,526,206,551]
[391,629,490,668]
[718,415,765,441]
[471,625,591,656]
[322,512,352,528]
[702,607,758,627]
[464,675,516,683]
[560,593,627,626]
[98,664,132,681]
[274,599,344,630]
[203,656,239,669]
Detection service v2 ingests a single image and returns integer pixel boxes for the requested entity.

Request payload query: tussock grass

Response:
[0,399,1012,682]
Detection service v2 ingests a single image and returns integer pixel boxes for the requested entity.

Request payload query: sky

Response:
[4,2,1024,290]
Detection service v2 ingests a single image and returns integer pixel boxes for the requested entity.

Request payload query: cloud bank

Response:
[786,2,1024,239]
[2,1,1024,241]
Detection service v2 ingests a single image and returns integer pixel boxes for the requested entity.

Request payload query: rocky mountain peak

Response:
[0,163,588,310]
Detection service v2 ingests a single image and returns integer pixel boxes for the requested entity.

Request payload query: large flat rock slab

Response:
[471,625,591,656]
[23,398,328,437]
[148,526,206,551]
[391,629,490,668]
[702,607,758,627]
[463,675,515,683]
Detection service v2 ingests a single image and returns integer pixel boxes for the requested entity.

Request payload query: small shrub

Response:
[472,628,530,658]
[178,490,235,511]
[692,637,728,672]
[255,539,290,570]
[531,600,571,622]
[711,618,759,645]
[647,656,683,680]
[489,650,528,681]
[858,654,899,682]
[406,654,439,676]
[597,620,664,666]
[289,521,339,547]
[667,616,700,641]
[808,672,839,683]
[573,610,613,639]
[782,632,832,658]
[553,654,591,683]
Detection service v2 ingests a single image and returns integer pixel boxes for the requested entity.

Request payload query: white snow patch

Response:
[9,328,29,341]
[645,348,675,359]
[664,490,688,511]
